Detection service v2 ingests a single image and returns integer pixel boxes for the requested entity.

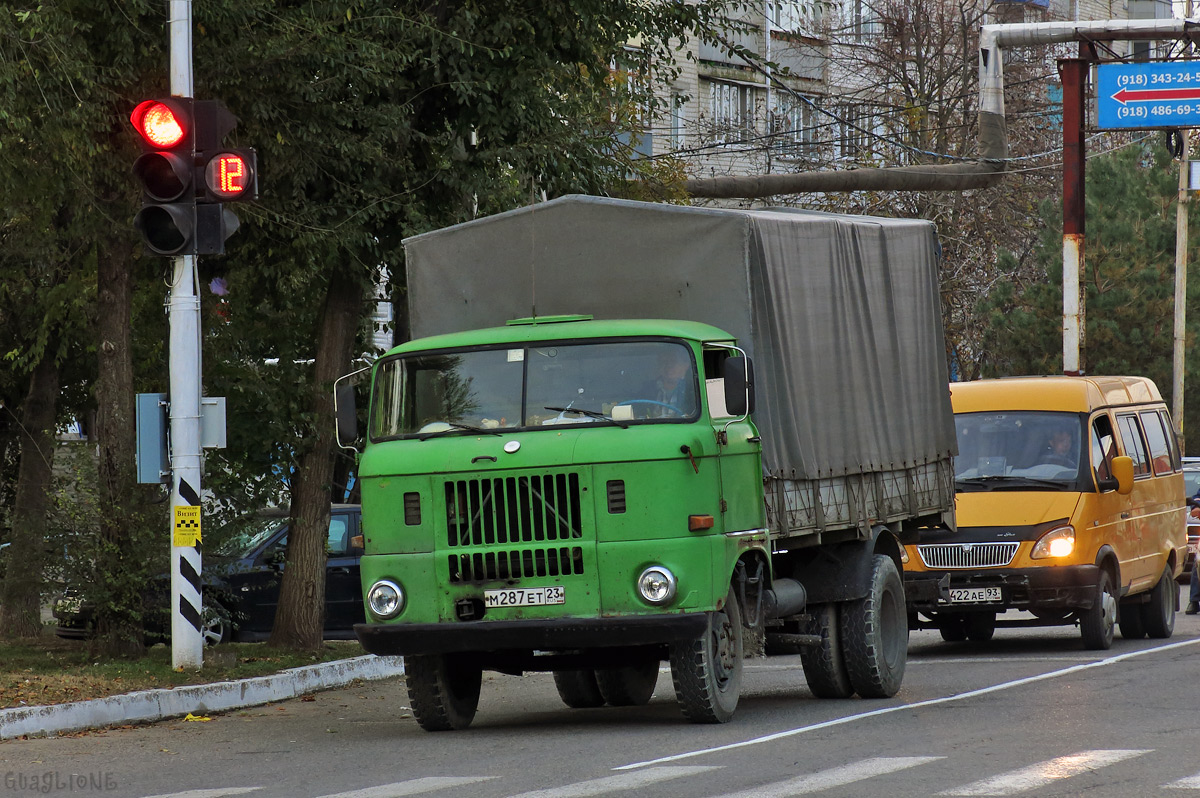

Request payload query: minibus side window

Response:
[1159,409,1182,470]
[1117,413,1151,478]
[1139,410,1173,476]
[1092,415,1117,486]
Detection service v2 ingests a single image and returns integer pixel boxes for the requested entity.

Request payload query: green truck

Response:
[338,196,956,730]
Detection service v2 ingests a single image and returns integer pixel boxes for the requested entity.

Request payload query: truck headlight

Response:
[637,566,677,605]
[367,579,405,619]
[1031,525,1075,559]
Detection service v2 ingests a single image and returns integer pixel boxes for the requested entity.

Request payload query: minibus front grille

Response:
[917,542,1019,569]
[444,472,583,547]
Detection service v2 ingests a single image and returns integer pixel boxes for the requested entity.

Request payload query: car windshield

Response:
[369,339,700,440]
[954,411,1084,488]
[1186,468,1200,499]
[215,515,286,557]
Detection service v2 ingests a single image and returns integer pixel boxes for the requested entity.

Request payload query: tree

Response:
[978,141,1200,448]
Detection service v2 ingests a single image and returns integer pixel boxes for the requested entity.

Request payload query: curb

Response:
[0,655,405,741]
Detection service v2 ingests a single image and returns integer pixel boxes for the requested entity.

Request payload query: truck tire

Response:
[669,588,743,723]
[596,659,660,706]
[553,670,606,708]
[1080,570,1116,650]
[839,554,907,698]
[798,603,853,699]
[405,654,482,731]
[1142,565,1176,639]
[964,611,996,642]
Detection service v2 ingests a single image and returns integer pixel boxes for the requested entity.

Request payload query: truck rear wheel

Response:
[596,659,660,706]
[669,588,743,723]
[553,669,606,708]
[839,554,907,698]
[1142,564,1176,639]
[798,602,853,698]
[405,654,482,731]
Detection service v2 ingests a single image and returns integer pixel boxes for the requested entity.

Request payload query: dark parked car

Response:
[1181,461,1200,583]
[54,504,363,645]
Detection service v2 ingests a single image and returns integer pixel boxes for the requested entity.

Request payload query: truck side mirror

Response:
[335,381,358,448]
[1111,455,1134,495]
[724,357,755,416]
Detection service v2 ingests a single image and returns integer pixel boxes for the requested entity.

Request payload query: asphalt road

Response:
[4,596,1200,798]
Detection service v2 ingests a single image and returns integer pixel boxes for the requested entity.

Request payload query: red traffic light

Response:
[204,153,253,199]
[131,100,188,149]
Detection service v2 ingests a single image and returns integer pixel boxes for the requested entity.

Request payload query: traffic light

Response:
[131,98,196,256]
[131,98,257,257]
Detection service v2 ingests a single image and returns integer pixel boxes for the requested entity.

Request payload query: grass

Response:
[0,628,367,710]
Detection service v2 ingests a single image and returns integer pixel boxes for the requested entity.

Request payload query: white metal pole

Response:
[168,0,204,669]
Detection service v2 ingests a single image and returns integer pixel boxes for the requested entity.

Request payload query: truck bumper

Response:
[355,613,709,658]
[905,564,1101,612]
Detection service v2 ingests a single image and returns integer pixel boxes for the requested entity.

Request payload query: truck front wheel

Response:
[405,654,482,731]
[669,588,743,723]
[839,554,907,698]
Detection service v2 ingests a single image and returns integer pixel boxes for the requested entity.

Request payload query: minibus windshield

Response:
[368,339,700,440]
[953,411,1084,490]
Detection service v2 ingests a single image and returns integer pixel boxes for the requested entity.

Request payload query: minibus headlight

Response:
[367,579,405,619]
[637,566,677,605]
[1031,525,1075,559]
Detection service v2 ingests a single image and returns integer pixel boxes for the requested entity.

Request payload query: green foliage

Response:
[979,140,1200,449]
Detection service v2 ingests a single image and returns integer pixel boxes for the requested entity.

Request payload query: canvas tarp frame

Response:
[403,194,956,481]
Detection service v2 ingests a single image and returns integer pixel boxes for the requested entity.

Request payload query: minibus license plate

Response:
[484,586,566,608]
[948,587,1002,603]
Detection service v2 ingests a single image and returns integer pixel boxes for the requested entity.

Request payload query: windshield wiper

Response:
[417,423,503,441]
[956,476,1071,491]
[543,406,629,429]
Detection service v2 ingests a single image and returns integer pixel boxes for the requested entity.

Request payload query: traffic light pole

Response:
[168,0,204,670]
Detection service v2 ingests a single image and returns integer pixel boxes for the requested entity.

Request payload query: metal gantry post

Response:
[167,0,204,670]
[1059,53,1090,377]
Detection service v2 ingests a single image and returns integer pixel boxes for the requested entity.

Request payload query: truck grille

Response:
[917,542,1019,569]
[449,546,585,583]
[445,472,583,546]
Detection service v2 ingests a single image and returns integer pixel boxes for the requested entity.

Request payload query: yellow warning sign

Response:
[173,505,202,547]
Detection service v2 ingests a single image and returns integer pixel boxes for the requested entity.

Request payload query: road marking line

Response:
[1164,770,1200,789]
[938,749,1150,795]
[616,637,1200,770]
[141,790,262,798]
[505,766,719,798]
[710,756,944,797]
[316,777,495,798]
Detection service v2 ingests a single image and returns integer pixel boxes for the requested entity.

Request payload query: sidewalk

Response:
[0,655,405,740]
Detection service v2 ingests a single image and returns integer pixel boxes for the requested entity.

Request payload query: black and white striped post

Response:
[167,0,203,669]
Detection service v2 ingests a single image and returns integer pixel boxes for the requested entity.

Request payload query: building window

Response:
[835,103,880,161]
[669,93,686,150]
[769,2,819,31]
[845,0,880,39]
[708,80,758,144]
[771,93,817,157]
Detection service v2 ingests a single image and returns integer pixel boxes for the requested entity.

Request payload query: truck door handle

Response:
[330,566,351,574]
[1120,512,1132,519]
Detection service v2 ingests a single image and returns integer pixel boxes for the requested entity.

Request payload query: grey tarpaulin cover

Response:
[403,194,955,481]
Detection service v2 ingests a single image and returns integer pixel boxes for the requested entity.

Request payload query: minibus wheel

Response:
[1142,565,1176,639]
[1080,570,1117,650]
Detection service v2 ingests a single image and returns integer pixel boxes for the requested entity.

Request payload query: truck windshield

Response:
[369,339,700,440]
[954,411,1085,489]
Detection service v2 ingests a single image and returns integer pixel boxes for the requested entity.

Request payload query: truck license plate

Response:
[948,587,1002,603]
[484,586,566,608]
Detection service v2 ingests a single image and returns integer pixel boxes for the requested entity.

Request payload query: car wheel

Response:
[201,606,231,646]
